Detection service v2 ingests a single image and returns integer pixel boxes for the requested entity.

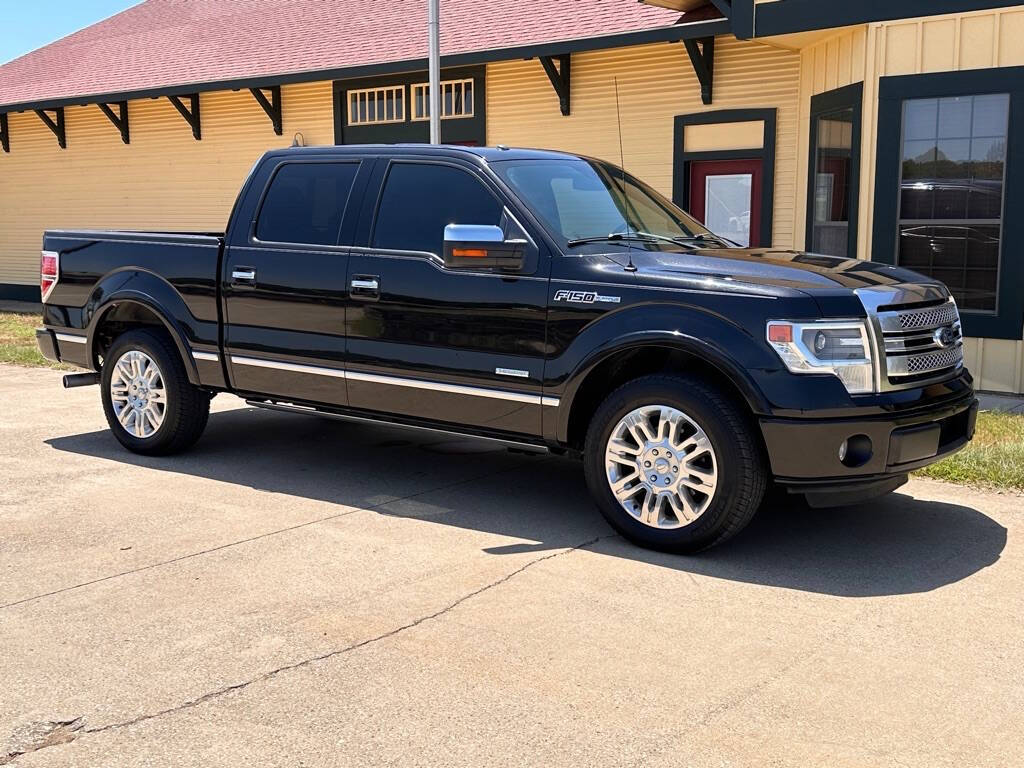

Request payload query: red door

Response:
[689,159,763,248]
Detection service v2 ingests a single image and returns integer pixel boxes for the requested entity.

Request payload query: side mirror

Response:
[443,224,525,272]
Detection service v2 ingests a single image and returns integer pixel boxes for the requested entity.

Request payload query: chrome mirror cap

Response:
[444,224,504,243]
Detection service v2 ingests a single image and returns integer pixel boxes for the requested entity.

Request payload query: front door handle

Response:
[350,275,380,299]
[231,267,257,286]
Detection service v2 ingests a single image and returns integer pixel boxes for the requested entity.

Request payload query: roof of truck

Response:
[264,144,585,163]
[0,0,725,112]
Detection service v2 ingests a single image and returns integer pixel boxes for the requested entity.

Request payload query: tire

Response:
[583,374,767,554]
[100,328,210,456]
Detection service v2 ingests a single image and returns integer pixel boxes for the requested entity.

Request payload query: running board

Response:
[244,399,551,453]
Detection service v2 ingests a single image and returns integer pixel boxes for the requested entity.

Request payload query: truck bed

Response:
[40,228,226,373]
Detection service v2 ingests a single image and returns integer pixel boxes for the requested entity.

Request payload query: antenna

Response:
[613,77,637,272]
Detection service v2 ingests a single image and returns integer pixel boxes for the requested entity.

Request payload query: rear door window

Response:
[371,162,501,256]
[256,162,360,246]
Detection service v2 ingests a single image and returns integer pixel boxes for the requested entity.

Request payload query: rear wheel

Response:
[583,374,766,553]
[100,329,210,455]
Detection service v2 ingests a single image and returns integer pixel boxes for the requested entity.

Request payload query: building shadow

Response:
[45,406,1006,598]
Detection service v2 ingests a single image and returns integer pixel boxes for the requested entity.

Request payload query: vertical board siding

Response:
[487,38,802,248]
[0,81,333,286]
[796,8,1024,392]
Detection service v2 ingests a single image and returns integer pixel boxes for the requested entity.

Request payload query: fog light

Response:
[839,434,873,468]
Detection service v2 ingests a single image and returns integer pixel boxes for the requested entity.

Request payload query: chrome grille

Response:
[876,298,963,383]
[892,303,958,331]
[888,345,963,378]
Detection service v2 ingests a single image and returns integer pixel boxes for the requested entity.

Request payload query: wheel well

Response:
[92,302,172,367]
[565,346,762,451]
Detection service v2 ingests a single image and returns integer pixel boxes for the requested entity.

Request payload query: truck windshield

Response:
[490,158,717,249]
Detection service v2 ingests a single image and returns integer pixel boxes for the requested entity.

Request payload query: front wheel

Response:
[100,328,210,455]
[583,374,766,553]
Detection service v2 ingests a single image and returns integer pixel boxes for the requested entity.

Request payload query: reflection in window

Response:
[705,174,752,247]
[810,107,855,257]
[897,94,1009,311]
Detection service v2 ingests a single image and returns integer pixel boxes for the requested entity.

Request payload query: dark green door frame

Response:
[805,82,863,259]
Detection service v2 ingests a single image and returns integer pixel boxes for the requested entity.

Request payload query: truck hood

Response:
[594,245,947,303]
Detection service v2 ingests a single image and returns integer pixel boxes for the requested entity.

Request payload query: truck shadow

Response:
[46,405,1006,598]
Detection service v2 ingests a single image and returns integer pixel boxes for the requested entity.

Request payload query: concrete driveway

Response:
[1,364,1021,767]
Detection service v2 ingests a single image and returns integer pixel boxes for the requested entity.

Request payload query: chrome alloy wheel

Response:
[604,405,718,529]
[110,350,167,438]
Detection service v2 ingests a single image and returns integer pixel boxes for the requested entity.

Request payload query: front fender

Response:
[84,269,203,384]
[548,304,778,443]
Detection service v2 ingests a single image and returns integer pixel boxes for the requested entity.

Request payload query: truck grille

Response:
[892,302,958,331]
[876,299,963,383]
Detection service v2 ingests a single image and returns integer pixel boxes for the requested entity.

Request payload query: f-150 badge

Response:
[553,290,621,304]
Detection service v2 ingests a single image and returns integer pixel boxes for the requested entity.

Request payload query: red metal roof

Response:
[0,0,693,110]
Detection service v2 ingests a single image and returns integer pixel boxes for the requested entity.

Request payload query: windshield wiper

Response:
[566,231,694,248]
[670,233,735,248]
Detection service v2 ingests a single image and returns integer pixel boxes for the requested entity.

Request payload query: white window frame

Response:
[347,85,406,127]
[411,78,474,121]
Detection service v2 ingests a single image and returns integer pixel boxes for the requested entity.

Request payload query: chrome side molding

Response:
[55,332,87,344]
[229,355,560,407]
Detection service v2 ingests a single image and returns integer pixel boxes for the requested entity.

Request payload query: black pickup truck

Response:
[37,145,977,552]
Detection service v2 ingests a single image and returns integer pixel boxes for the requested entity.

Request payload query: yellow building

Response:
[2,0,1023,393]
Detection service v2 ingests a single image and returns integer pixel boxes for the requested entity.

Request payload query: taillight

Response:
[40,250,59,302]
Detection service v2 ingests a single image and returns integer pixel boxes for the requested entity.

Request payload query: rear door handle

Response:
[350,275,380,299]
[231,267,257,286]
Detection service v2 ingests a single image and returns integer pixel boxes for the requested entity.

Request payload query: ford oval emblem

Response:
[933,326,957,348]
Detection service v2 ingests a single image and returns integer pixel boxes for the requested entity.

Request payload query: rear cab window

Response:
[255,162,360,246]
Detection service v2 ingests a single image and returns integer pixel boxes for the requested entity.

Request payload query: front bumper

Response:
[760,391,978,507]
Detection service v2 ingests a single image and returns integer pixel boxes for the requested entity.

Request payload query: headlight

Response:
[766,320,876,394]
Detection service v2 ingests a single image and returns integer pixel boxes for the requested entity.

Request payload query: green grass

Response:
[916,410,1024,492]
[0,312,75,370]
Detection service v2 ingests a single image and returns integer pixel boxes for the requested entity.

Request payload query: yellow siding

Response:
[684,120,764,152]
[792,8,1024,393]
[0,81,334,286]
[486,38,802,247]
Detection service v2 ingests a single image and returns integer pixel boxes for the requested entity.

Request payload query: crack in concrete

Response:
[1,458,539,611]
[0,718,84,765]
[12,533,612,762]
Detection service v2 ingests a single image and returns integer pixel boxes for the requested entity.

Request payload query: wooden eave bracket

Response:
[98,101,130,144]
[539,54,571,116]
[0,112,9,153]
[707,0,732,19]
[249,86,282,135]
[166,94,201,140]
[684,36,715,105]
[34,107,66,149]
